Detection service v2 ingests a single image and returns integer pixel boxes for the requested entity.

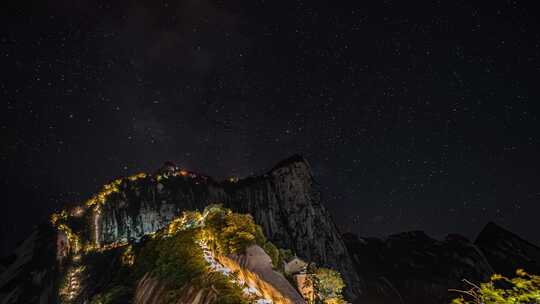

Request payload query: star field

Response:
[1,0,540,255]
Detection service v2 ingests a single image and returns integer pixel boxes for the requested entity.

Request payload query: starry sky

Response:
[1,0,540,255]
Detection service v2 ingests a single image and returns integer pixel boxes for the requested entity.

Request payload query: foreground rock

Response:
[218,245,306,304]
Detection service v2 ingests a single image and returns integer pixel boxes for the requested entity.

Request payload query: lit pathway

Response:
[197,240,273,304]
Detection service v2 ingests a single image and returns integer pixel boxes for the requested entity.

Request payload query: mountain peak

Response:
[0,156,363,303]
[477,221,505,237]
[269,154,309,172]
[476,221,538,249]
[475,221,540,277]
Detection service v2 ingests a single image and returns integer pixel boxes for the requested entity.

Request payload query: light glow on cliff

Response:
[47,168,347,304]
[60,265,85,301]
[160,207,277,303]
[57,223,81,254]
[198,239,275,303]
[121,245,135,266]
[93,206,101,248]
[86,172,146,208]
[71,206,85,217]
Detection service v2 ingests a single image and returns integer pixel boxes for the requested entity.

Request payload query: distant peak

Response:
[157,161,180,173]
[387,230,432,241]
[476,221,540,249]
[477,221,508,236]
[269,154,309,172]
[485,221,501,229]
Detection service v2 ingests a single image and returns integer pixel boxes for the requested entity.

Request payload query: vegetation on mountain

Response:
[203,205,266,255]
[133,227,248,304]
[90,286,132,304]
[313,268,347,304]
[451,269,540,304]
[51,200,347,304]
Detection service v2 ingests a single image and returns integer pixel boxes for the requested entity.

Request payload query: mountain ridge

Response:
[1,156,539,304]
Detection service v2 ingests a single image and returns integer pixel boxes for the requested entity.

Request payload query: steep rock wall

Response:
[95,155,362,299]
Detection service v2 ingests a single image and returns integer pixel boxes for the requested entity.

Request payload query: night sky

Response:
[1,0,540,256]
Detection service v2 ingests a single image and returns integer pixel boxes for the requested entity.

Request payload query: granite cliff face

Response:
[95,155,362,299]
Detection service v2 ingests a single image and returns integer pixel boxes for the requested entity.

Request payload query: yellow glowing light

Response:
[121,245,135,266]
[128,172,147,181]
[85,173,147,208]
[57,223,81,254]
[60,265,85,301]
[50,210,68,226]
[71,206,85,217]
[94,207,101,248]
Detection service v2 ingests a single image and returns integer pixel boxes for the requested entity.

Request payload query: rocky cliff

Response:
[0,155,361,303]
[95,155,362,299]
[217,245,306,304]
